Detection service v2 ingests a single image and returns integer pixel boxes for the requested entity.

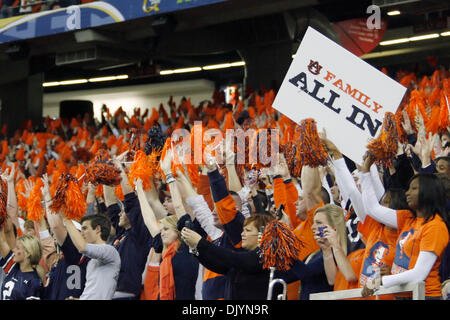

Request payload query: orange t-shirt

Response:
[289,201,323,300]
[358,216,397,286]
[357,216,398,300]
[391,210,449,297]
[293,201,323,261]
[334,248,365,293]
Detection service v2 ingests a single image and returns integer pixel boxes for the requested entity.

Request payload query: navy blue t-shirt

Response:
[108,193,152,297]
[0,252,42,300]
[43,234,89,300]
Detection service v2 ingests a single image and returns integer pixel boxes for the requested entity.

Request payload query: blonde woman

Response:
[147,214,199,300]
[312,204,359,291]
[273,204,356,300]
[0,228,43,300]
[136,177,199,300]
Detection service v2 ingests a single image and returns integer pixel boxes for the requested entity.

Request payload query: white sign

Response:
[272,26,407,165]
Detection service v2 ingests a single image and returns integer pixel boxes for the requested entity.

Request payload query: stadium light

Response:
[380,33,440,46]
[387,10,401,16]
[59,79,88,85]
[43,74,129,87]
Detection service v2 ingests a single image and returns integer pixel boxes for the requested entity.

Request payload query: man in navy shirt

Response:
[41,174,89,300]
[104,159,153,300]
[42,233,89,300]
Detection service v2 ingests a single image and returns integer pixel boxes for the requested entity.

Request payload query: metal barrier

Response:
[310,281,425,300]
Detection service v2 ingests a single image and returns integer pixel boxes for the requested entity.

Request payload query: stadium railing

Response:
[309,281,425,300]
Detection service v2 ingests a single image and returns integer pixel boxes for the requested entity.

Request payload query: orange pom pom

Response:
[439,94,449,133]
[259,220,304,271]
[15,179,27,212]
[296,119,328,168]
[115,184,125,201]
[95,184,103,197]
[128,150,157,190]
[64,178,87,220]
[15,147,25,161]
[367,112,399,167]
[85,150,121,186]
[27,179,44,221]
[50,174,86,220]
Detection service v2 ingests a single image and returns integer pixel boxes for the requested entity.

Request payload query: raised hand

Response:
[22,179,35,199]
[361,152,375,173]
[181,227,202,249]
[417,133,438,167]
[414,108,426,135]
[319,130,342,159]
[204,151,217,173]
[160,149,173,175]
[134,178,143,192]
[1,165,15,184]
[401,110,414,135]
[40,174,51,200]
[224,138,235,166]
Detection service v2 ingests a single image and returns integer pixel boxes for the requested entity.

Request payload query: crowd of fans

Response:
[0,65,449,301]
[0,0,95,18]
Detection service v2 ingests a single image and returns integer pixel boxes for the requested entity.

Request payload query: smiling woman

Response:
[360,155,450,299]
[181,213,279,300]
[0,231,43,300]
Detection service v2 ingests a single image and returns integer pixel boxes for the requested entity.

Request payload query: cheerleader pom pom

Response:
[366,112,399,167]
[27,179,44,221]
[259,220,304,271]
[296,119,328,168]
[85,150,122,186]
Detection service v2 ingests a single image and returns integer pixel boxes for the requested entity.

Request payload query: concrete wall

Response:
[43,79,216,120]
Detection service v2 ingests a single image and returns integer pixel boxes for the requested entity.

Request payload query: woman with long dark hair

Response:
[360,154,449,299]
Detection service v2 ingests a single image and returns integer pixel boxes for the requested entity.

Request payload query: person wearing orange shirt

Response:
[322,136,408,299]
[361,154,449,299]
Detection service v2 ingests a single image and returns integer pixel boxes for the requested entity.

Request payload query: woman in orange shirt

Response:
[360,154,449,299]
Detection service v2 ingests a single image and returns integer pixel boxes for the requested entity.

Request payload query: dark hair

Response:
[409,173,448,227]
[435,156,450,165]
[320,187,331,204]
[435,173,450,199]
[385,188,408,210]
[80,214,112,241]
[236,110,250,126]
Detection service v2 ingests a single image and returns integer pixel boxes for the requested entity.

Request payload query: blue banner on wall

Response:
[0,0,226,44]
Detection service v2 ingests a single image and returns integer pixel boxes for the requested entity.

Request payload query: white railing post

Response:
[309,281,426,300]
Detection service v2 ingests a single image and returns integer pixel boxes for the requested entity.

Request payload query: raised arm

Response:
[41,174,67,246]
[62,216,87,253]
[369,163,385,202]
[135,178,161,238]
[225,143,242,193]
[301,165,323,211]
[327,147,367,223]
[2,165,19,229]
[206,158,244,248]
[112,156,133,196]
[177,171,223,241]
[145,179,168,220]
[160,150,187,220]
[36,215,58,270]
[0,227,11,258]
[360,155,398,229]
[322,225,357,284]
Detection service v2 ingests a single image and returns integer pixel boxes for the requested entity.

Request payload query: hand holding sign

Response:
[272,27,406,165]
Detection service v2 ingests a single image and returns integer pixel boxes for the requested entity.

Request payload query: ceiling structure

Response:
[0,0,448,92]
